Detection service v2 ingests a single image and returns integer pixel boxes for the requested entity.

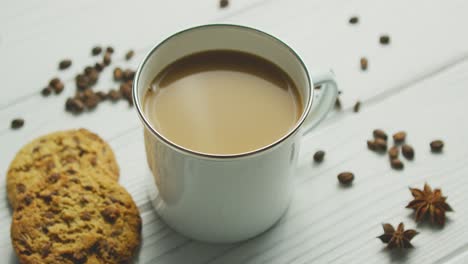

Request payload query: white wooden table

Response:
[1,0,468,263]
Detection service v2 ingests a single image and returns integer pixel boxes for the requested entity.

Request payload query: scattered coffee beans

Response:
[92,46,102,56]
[393,131,406,143]
[379,35,390,45]
[373,129,388,140]
[125,50,135,60]
[338,172,354,185]
[353,101,361,112]
[360,57,368,71]
[313,150,325,163]
[390,158,404,169]
[220,0,229,8]
[388,146,399,159]
[430,140,444,153]
[39,44,136,115]
[349,16,359,24]
[11,118,24,129]
[401,144,414,160]
[58,59,72,70]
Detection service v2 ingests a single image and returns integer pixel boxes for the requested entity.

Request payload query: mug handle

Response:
[301,70,339,135]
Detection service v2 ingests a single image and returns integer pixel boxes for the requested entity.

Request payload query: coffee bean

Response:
[360,57,368,71]
[313,150,325,163]
[106,47,114,54]
[76,74,90,90]
[393,131,406,143]
[379,35,390,45]
[107,89,121,102]
[52,82,64,94]
[125,50,135,60]
[49,78,60,87]
[41,87,52,96]
[373,129,388,140]
[94,62,104,72]
[390,158,404,170]
[92,46,102,56]
[11,118,24,129]
[82,90,100,109]
[335,98,342,110]
[113,68,123,81]
[401,144,414,160]
[103,53,112,66]
[430,140,444,153]
[353,101,361,113]
[338,172,354,185]
[349,16,359,24]
[65,98,85,114]
[49,78,64,94]
[84,66,94,75]
[388,146,399,159]
[58,59,72,70]
[375,138,388,152]
[95,91,107,101]
[220,0,229,8]
[86,68,99,85]
[367,140,377,151]
[123,69,135,81]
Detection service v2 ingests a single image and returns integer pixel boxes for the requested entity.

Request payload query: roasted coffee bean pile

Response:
[39,45,136,115]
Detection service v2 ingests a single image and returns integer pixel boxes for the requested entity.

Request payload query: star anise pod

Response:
[378,222,418,249]
[406,183,453,225]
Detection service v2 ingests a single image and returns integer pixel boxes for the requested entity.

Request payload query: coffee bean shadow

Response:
[337,182,353,189]
[380,247,411,262]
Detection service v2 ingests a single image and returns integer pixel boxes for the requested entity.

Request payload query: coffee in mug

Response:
[142,50,303,155]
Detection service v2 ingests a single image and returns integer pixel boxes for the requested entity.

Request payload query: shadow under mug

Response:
[133,24,338,243]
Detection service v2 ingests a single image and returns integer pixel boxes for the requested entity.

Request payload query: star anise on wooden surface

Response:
[378,222,418,249]
[406,183,453,225]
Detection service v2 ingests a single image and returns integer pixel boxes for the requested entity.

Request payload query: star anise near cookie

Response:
[378,222,418,249]
[406,183,453,225]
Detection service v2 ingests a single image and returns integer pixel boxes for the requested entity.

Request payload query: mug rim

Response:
[133,24,313,160]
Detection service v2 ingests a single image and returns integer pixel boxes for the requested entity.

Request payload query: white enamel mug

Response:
[133,24,338,243]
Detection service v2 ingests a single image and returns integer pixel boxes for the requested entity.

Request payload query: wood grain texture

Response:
[1,0,468,263]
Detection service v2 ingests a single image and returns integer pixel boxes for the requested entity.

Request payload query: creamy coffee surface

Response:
[143,50,302,155]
